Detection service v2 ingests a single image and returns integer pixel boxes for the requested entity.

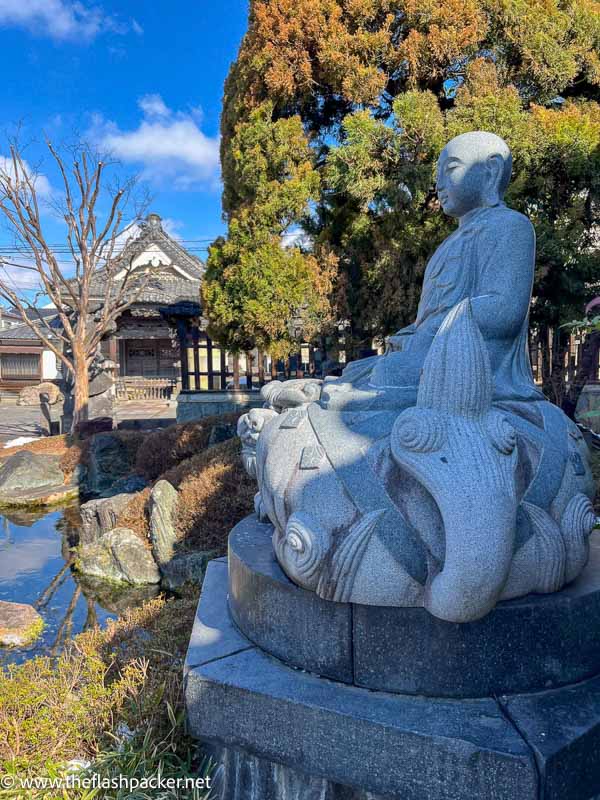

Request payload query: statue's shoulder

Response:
[485,205,535,239]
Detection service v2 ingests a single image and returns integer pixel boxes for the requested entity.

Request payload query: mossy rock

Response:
[0,601,44,647]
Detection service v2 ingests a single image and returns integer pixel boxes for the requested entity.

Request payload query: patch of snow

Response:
[3,436,39,449]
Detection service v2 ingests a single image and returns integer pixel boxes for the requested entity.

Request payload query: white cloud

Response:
[282,228,313,250]
[0,0,139,41]
[0,262,43,291]
[138,94,170,119]
[161,217,184,241]
[0,156,52,199]
[93,96,220,190]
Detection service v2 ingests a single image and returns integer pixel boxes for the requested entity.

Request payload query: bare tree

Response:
[0,138,149,430]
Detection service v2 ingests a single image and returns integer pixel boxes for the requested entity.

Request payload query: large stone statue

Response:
[238,131,597,623]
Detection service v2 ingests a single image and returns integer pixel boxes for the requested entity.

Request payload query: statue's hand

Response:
[386,325,416,353]
[261,379,323,411]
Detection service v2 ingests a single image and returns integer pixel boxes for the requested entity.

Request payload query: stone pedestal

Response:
[184,517,600,800]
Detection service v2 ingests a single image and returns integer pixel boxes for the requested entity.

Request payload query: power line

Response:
[0,232,302,254]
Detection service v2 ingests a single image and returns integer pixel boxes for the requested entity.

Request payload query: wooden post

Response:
[245,351,253,390]
[207,335,214,390]
[176,319,189,391]
[233,353,240,390]
[108,336,118,376]
[220,349,227,390]
[192,325,201,391]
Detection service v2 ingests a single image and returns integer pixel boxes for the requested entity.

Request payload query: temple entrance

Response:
[123,338,178,378]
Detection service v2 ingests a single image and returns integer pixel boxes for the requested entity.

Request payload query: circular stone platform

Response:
[228,515,600,698]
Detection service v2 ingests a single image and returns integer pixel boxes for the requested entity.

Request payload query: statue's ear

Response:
[486,153,505,197]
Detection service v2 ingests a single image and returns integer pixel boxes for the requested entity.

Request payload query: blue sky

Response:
[0,0,249,290]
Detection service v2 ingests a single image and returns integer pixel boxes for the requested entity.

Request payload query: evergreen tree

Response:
[210,0,599,395]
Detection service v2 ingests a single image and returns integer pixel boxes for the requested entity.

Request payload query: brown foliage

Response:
[162,438,255,555]
[2,434,71,460]
[117,486,151,540]
[134,413,240,482]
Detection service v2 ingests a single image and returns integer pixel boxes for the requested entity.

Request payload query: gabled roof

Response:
[0,314,60,341]
[115,213,204,279]
[67,213,204,307]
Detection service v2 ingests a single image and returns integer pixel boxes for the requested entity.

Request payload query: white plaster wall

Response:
[41,349,58,380]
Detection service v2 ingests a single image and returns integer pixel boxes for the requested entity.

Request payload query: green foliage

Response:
[217,0,600,354]
[203,102,336,357]
[0,591,208,798]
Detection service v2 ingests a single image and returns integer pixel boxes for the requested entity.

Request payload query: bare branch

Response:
[0,134,146,428]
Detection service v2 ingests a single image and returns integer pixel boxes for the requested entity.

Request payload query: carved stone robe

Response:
[330,204,544,410]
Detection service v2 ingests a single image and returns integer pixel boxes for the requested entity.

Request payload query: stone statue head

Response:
[436,132,512,219]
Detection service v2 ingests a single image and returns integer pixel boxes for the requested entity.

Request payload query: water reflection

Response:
[0,504,160,665]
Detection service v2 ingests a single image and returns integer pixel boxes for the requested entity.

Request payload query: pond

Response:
[0,504,160,665]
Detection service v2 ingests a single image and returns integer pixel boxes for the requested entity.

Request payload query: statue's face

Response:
[436,144,489,219]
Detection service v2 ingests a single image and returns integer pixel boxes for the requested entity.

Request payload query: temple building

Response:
[94,212,230,396]
[0,214,261,417]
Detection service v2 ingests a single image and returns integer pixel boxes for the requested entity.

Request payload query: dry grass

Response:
[134,413,240,482]
[117,486,151,540]
[1,434,72,460]
[163,438,255,555]
[1,430,147,485]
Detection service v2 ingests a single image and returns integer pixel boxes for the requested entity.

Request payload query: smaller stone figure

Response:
[239,131,597,623]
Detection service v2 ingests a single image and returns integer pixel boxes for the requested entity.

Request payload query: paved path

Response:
[0,401,177,446]
[0,405,45,445]
[115,401,176,425]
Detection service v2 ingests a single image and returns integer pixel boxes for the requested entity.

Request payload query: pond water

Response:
[0,505,160,665]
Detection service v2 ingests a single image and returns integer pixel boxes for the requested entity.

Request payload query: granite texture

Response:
[209,746,391,800]
[236,131,597,623]
[500,678,600,800]
[77,527,161,585]
[228,516,353,684]
[79,493,133,546]
[148,479,179,566]
[184,560,253,677]
[186,563,542,800]
[230,515,600,698]
[176,392,263,423]
[185,557,600,799]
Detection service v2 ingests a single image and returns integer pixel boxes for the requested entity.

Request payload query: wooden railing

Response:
[116,377,178,401]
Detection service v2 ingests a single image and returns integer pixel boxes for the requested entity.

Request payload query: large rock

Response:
[18,382,62,406]
[79,493,134,547]
[0,451,65,494]
[160,551,217,591]
[100,474,147,499]
[77,527,160,585]
[86,433,132,496]
[149,480,179,566]
[0,600,44,646]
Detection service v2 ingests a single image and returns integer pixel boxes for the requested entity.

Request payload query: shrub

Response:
[0,589,202,781]
[163,438,255,555]
[134,414,240,482]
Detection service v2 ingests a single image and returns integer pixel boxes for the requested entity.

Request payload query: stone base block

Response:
[176,391,263,423]
[185,561,600,800]
[228,515,600,698]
